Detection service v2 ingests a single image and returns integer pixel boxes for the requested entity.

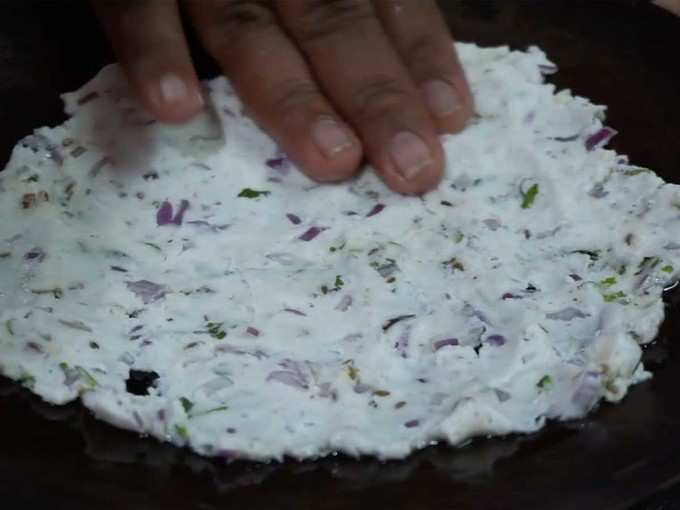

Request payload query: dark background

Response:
[1,1,679,509]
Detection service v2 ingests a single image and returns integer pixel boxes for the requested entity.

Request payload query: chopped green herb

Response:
[321,275,344,294]
[537,375,553,391]
[662,265,674,274]
[5,319,14,336]
[454,232,465,244]
[180,397,194,414]
[623,167,652,176]
[142,242,162,252]
[603,291,627,303]
[175,424,189,440]
[206,322,227,340]
[521,183,539,209]
[76,367,98,388]
[25,174,40,183]
[58,362,97,389]
[599,276,617,289]
[373,390,391,397]
[18,373,35,388]
[617,265,627,275]
[190,405,229,418]
[571,249,601,261]
[329,242,346,253]
[238,188,270,199]
[635,256,661,275]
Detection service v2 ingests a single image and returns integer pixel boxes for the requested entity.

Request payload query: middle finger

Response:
[277,0,445,194]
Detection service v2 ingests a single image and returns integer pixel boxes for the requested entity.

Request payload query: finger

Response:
[374,0,473,134]
[654,0,680,16]
[92,0,203,123]
[277,0,445,195]
[186,0,362,183]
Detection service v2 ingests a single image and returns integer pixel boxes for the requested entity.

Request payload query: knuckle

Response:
[201,0,276,50]
[351,77,412,121]
[292,0,376,43]
[269,79,324,115]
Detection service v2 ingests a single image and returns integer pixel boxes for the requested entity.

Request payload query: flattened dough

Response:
[0,44,678,461]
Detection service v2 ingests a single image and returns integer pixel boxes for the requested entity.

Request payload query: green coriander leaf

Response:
[5,319,14,336]
[603,291,627,303]
[180,397,194,414]
[599,276,617,289]
[662,265,674,273]
[623,168,652,176]
[454,233,465,244]
[537,375,553,391]
[238,188,270,199]
[521,183,539,209]
[190,406,229,418]
[175,424,189,440]
[334,275,344,289]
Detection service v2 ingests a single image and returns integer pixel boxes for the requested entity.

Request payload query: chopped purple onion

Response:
[286,213,302,225]
[298,226,325,242]
[394,325,412,358]
[572,372,601,411]
[157,199,190,226]
[283,308,307,316]
[588,182,609,199]
[266,155,290,174]
[539,63,558,75]
[366,203,386,217]
[335,294,353,312]
[24,247,46,263]
[501,292,522,300]
[246,327,260,337]
[214,344,268,360]
[126,280,167,304]
[404,419,420,428]
[156,201,174,226]
[486,334,506,346]
[546,307,590,321]
[483,218,502,231]
[266,369,308,390]
[585,127,618,151]
[353,382,373,394]
[433,338,459,351]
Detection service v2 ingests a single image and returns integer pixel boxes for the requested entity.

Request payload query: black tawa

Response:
[1,2,679,509]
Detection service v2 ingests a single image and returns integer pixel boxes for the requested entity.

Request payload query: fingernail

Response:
[159,74,189,104]
[390,131,434,180]
[312,117,355,158]
[421,80,460,118]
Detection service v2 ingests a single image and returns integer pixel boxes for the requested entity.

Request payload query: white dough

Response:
[0,44,678,461]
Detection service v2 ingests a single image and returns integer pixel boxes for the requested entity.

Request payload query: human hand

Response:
[92,0,473,195]
[654,0,680,16]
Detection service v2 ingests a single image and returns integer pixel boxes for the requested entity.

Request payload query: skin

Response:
[92,0,474,195]
[654,0,680,16]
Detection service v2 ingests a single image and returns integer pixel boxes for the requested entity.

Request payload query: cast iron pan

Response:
[1,1,679,509]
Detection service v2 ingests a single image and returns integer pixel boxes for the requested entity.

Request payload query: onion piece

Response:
[299,226,325,241]
[366,203,386,217]
[433,338,459,351]
[585,127,618,151]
